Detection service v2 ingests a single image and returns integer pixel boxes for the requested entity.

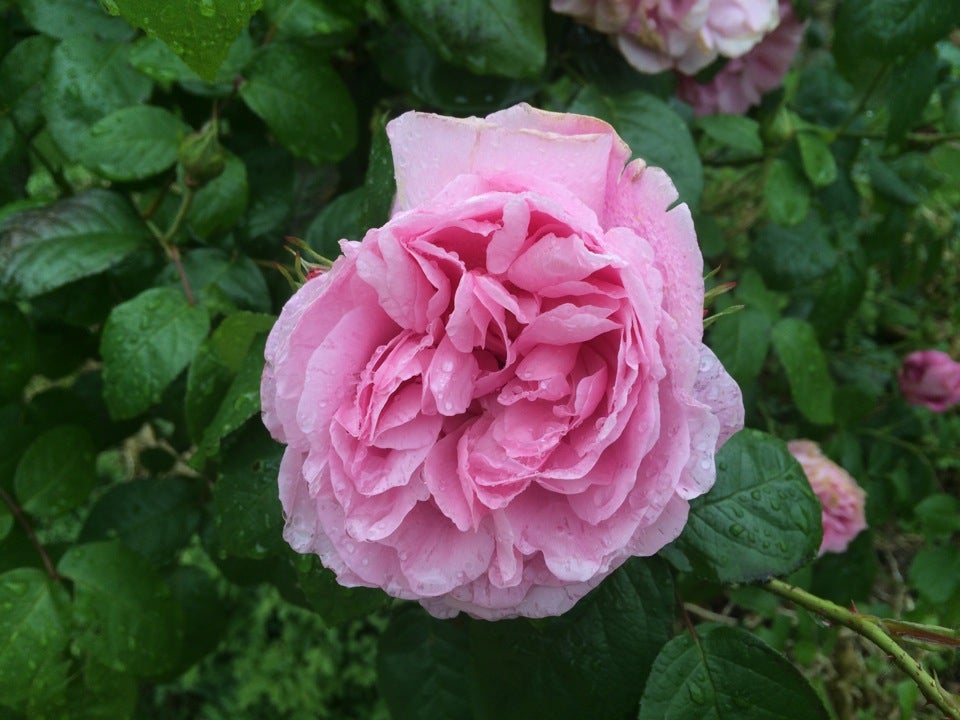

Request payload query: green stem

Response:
[763,579,960,719]
[150,185,197,305]
[161,185,194,245]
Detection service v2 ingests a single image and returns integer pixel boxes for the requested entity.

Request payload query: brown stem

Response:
[168,244,196,306]
[0,487,60,581]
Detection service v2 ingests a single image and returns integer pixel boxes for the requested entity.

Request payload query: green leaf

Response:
[155,248,269,313]
[60,659,137,720]
[909,544,960,604]
[363,112,397,230]
[0,190,150,300]
[835,0,960,69]
[306,187,367,256]
[19,0,134,40]
[127,36,201,87]
[867,155,920,205]
[378,604,475,720]
[292,555,389,625]
[14,425,96,519]
[796,132,837,188]
[809,255,867,341]
[184,311,275,442]
[78,106,189,181]
[912,494,960,538]
[394,0,545,79]
[764,158,810,226]
[105,0,263,80]
[771,318,836,425]
[244,146,295,238]
[696,115,763,157]
[100,287,211,420]
[378,558,676,720]
[42,36,152,161]
[79,477,204,565]
[240,42,356,164]
[214,424,285,559]
[163,565,228,672]
[373,20,539,116]
[638,625,829,720]
[193,333,266,463]
[57,541,183,677]
[811,531,877,605]
[468,558,675,720]
[708,308,771,387]
[263,0,357,40]
[887,50,938,143]
[0,35,56,134]
[569,87,703,210]
[672,430,823,584]
[750,215,837,290]
[185,152,249,237]
[0,304,37,402]
[0,568,71,709]
[0,405,35,492]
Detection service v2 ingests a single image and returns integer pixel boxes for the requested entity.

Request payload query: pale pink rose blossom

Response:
[898,350,960,412]
[551,0,779,75]
[788,440,867,555]
[677,0,805,116]
[261,104,743,620]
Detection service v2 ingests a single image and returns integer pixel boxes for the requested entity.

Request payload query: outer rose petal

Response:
[262,103,744,620]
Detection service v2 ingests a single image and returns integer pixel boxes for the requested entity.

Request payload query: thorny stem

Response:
[0,487,60,582]
[763,578,960,720]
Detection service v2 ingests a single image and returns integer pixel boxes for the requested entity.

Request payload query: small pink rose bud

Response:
[788,440,867,556]
[898,350,960,412]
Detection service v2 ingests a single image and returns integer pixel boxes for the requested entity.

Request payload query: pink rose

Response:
[677,1,805,116]
[261,104,743,620]
[551,0,779,75]
[898,350,960,412]
[787,440,867,555]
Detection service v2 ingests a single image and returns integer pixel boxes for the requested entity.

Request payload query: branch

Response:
[763,578,960,720]
[0,487,60,582]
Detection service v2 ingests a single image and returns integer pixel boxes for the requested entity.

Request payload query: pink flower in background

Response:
[676,0,804,115]
[788,440,867,555]
[898,350,960,412]
[261,104,743,620]
[551,0,779,74]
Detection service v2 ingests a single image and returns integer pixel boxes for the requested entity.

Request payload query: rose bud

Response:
[898,350,960,412]
[788,440,867,555]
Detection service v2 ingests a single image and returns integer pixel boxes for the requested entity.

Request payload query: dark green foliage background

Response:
[1,0,959,717]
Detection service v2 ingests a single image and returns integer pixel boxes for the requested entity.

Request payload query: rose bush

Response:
[677,0,805,116]
[261,104,743,619]
[788,440,867,555]
[550,0,779,75]
[897,350,960,412]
